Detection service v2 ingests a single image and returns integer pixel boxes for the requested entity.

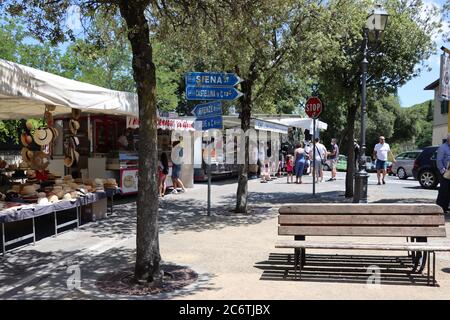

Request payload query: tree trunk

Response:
[118,1,162,285]
[235,75,253,213]
[345,102,358,198]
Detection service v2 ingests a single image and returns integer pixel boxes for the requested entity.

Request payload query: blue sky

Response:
[397,0,449,107]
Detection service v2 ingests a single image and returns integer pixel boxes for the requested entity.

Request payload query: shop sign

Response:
[157,117,195,131]
[126,116,140,129]
[441,53,450,99]
[254,119,288,134]
[120,169,138,194]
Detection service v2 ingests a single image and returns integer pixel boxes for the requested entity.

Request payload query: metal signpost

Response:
[305,96,323,197]
[186,73,242,215]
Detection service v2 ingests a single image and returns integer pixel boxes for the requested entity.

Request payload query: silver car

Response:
[392,150,422,179]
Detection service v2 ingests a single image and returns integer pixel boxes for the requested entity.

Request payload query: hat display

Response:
[45,104,56,112]
[104,178,118,188]
[20,184,37,196]
[69,119,80,135]
[64,155,74,168]
[33,128,54,146]
[63,193,72,201]
[38,197,49,205]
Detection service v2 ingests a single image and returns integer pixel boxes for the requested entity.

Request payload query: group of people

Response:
[158,141,186,198]
[284,138,339,184]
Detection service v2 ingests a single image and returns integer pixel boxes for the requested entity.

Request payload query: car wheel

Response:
[418,170,438,189]
[397,167,408,180]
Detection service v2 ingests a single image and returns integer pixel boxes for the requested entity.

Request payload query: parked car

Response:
[387,162,394,176]
[412,146,440,189]
[323,155,347,171]
[365,156,376,172]
[391,150,422,180]
[336,155,347,171]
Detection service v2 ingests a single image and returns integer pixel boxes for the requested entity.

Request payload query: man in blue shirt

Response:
[436,134,450,212]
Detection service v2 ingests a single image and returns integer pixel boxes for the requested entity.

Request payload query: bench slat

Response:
[278,226,447,237]
[279,215,445,226]
[275,240,450,251]
[279,204,443,215]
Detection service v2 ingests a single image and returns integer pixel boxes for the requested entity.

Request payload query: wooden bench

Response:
[275,204,450,286]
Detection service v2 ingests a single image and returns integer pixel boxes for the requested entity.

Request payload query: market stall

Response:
[0,58,139,253]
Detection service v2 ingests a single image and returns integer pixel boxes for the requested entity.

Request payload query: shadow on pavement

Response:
[255,252,433,286]
[0,246,218,300]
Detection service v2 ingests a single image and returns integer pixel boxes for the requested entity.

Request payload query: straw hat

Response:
[69,119,80,135]
[21,147,33,163]
[33,128,54,146]
[64,155,74,167]
[38,197,49,205]
[20,184,37,195]
[48,194,59,203]
[11,184,21,193]
[54,179,63,186]
[71,108,81,120]
[63,193,72,201]
[20,133,33,146]
[64,175,73,181]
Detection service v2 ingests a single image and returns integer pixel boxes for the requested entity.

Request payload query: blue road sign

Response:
[193,101,222,118]
[186,72,242,87]
[196,115,223,130]
[186,86,243,101]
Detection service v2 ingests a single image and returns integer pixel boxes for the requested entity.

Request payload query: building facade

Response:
[424,79,450,145]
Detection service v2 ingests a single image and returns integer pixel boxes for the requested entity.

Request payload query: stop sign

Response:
[305,97,323,119]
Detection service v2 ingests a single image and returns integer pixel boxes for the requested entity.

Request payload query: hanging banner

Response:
[126,116,196,131]
[440,53,450,100]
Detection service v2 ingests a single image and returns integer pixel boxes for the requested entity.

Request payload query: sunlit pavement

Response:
[1,171,449,300]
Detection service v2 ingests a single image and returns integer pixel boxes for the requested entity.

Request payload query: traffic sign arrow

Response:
[186,86,243,101]
[185,72,242,87]
[193,101,222,118]
[195,115,223,131]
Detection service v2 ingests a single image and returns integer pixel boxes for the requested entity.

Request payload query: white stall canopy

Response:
[262,117,328,132]
[0,58,138,119]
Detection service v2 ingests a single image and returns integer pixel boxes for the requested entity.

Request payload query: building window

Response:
[441,100,449,114]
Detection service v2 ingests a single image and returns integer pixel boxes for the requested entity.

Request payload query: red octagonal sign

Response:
[305,97,323,119]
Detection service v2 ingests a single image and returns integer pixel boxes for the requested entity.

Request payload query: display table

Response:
[0,191,106,256]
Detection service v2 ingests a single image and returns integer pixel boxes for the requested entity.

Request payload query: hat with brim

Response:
[71,108,81,120]
[45,104,56,112]
[64,155,74,168]
[20,133,33,147]
[21,147,33,163]
[69,119,80,135]
[33,128,54,146]
[50,127,59,140]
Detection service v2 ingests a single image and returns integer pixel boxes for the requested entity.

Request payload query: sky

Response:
[397,0,449,107]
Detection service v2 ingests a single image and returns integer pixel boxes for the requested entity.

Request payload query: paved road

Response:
[0,171,448,300]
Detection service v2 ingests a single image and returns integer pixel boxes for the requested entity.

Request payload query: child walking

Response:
[286,154,294,184]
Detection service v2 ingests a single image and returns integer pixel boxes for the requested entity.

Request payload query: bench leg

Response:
[432,252,436,286]
[295,235,306,266]
[294,248,299,280]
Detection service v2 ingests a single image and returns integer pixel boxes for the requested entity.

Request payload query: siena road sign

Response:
[186,86,243,101]
[185,72,242,87]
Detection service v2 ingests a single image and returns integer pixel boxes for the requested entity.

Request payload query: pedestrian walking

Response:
[436,134,450,213]
[171,140,186,193]
[294,142,306,184]
[327,138,339,181]
[286,154,294,184]
[310,138,327,183]
[373,136,396,185]
[304,141,312,175]
[354,139,360,169]
[158,152,169,198]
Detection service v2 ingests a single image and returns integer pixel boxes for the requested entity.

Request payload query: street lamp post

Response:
[353,4,389,203]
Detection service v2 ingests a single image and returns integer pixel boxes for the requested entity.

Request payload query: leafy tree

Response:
[161,0,328,213]
[316,0,440,198]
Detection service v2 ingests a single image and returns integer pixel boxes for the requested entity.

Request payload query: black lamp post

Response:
[353,4,389,203]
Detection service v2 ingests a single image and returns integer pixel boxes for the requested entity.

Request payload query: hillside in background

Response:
[404,99,433,149]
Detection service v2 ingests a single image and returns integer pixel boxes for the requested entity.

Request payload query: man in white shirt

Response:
[373,136,396,185]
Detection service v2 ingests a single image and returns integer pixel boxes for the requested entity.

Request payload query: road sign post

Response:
[305,96,323,197]
[186,71,242,216]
